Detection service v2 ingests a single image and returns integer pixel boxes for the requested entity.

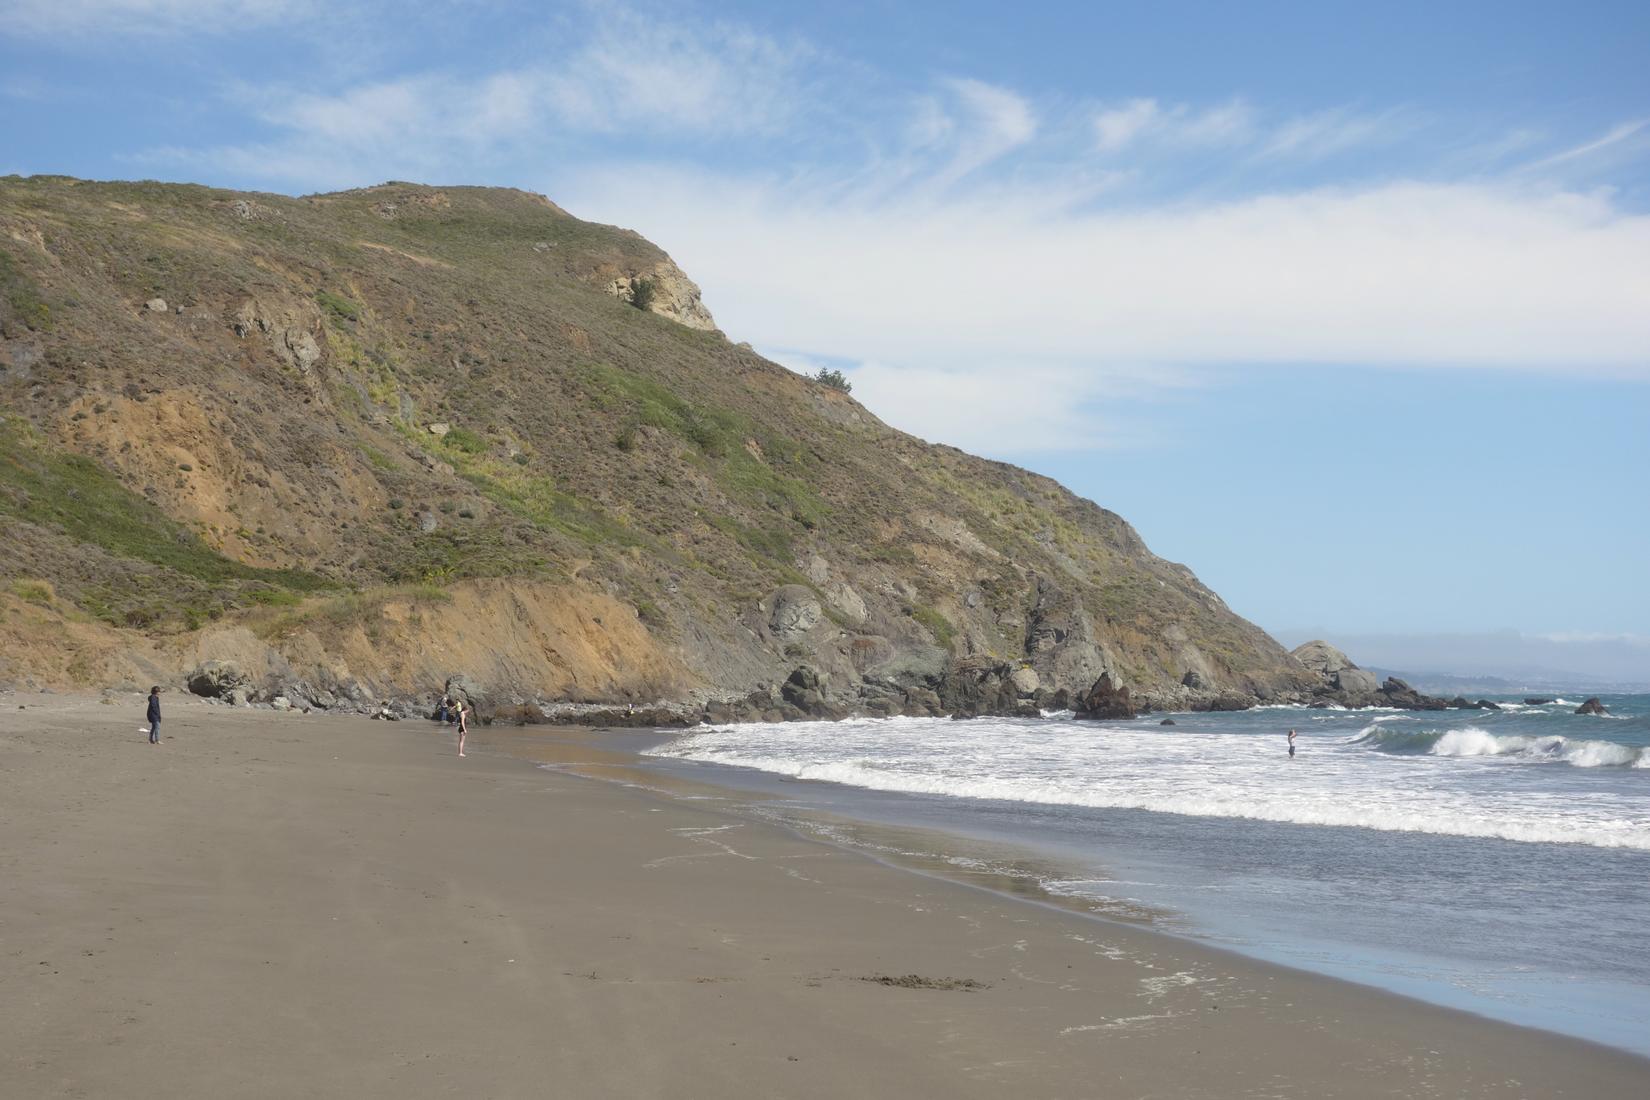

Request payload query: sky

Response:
[3,0,1647,679]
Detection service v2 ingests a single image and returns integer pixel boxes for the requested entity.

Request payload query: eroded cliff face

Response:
[605,259,719,332]
[0,176,1312,718]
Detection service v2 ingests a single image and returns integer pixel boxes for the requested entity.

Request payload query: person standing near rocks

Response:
[146,687,162,745]
[456,702,468,758]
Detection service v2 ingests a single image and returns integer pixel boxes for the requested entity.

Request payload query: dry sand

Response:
[3,691,1646,1098]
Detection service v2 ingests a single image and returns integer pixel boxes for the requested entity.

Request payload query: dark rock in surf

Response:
[1076,672,1136,720]
[1524,697,1555,705]
[1190,692,1254,713]
[1575,697,1609,716]
[1379,677,1447,711]
[1160,718,1177,726]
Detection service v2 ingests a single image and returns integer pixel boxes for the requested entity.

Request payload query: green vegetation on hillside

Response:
[0,248,52,334]
[0,175,1299,702]
[0,418,326,629]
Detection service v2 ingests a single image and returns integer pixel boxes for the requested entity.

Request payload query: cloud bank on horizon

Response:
[4,0,1647,647]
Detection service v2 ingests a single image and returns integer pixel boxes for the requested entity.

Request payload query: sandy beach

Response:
[3,692,1646,1098]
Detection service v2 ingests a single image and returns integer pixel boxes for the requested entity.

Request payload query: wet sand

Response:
[3,692,1646,1098]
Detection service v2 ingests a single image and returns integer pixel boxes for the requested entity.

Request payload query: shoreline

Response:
[4,691,1647,1097]
[512,719,1650,1058]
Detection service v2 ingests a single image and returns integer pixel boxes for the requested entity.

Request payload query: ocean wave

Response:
[650,747,1650,850]
[1352,725,1647,768]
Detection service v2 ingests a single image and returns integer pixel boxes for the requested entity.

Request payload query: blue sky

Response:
[3,1,1647,676]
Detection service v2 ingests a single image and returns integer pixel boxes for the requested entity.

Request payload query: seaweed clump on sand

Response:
[860,974,989,991]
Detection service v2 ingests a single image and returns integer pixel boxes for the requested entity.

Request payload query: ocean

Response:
[642,694,1650,1055]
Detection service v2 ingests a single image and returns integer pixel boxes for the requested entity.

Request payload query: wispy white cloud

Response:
[1091,98,1411,161]
[928,78,1038,185]
[560,166,1650,450]
[139,8,811,186]
[3,0,311,37]
[1257,105,1418,160]
[537,8,810,137]
[1094,98,1253,152]
[1094,98,1160,151]
[1519,118,1650,173]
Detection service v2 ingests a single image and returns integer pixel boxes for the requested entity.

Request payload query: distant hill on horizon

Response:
[1364,668,1650,696]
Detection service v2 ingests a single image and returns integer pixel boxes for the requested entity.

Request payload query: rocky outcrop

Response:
[1378,677,1448,711]
[607,258,719,332]
[935,661,1039,719]
[1291,639,1353,677]
[1189,692,1254,713]
[1448,697,1503,710]
[768,586,824,640]
[1075,673,1137,720]
[1334,668,1381,695]
[187,660,247,698]
[444,675,486,712]
[1288,641,1452,711]
[1575,697,1609,716]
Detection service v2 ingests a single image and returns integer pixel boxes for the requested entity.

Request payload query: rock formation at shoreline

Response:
[1285,641,1462,713]
[4,176,1346,722]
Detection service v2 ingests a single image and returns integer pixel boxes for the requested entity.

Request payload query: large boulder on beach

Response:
[1575,697,1609,716]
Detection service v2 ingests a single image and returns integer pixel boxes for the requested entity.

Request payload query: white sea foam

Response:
[1358,724,1647,767]
[655,714,1650,851]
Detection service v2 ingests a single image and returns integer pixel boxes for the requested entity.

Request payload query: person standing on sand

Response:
[1287,728,1297,758]
[456,702,468,758]
[146,686,162,745]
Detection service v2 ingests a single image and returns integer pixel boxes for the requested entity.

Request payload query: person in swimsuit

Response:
[456,702,468,758]
[1287,728,1297,758]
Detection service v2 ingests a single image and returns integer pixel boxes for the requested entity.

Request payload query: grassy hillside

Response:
[0,176,1310,711]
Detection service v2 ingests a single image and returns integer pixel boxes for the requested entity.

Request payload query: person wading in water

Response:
[1287,728,1297,758]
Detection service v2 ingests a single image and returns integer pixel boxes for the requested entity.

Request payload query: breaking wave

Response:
[652,746,1650,849]
[1353,724,1647,767]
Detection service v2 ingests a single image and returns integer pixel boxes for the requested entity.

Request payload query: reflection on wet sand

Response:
[478,722,1173,929]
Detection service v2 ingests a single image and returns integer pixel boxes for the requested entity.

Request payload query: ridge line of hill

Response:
[3,175,1417,722]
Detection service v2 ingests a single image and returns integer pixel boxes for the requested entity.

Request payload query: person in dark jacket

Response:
[146,687,162,745]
